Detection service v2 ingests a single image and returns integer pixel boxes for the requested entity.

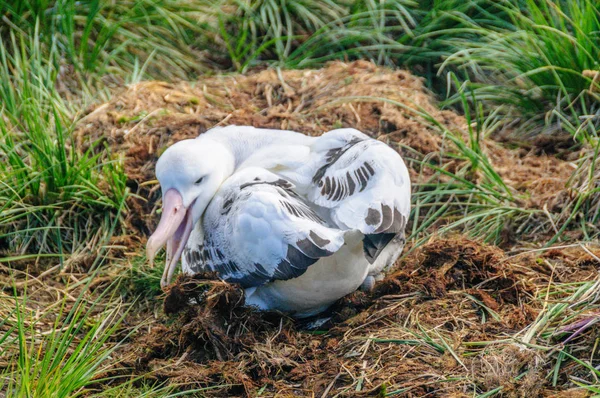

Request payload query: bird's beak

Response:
[146,189,194,288]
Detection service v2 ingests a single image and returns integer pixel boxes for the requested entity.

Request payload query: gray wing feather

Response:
[191,171,345,288]
[308,129,411,263]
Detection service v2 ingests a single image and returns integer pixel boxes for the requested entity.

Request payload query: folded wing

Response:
[307,128,411,263]
[183,170,345,288]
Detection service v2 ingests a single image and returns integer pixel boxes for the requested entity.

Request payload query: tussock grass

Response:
[434,0,600,134]
[3,0,598,137]
[0,267,206,397]
[122,254,166,299]
[517,270,600,394]
[217,0,347,68]
[1,288,128,396]
[0,31,128,256]
[560,121,600,243]
[0,0,213,81]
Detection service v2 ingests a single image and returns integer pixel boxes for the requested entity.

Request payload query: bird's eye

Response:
[195,176,204,184]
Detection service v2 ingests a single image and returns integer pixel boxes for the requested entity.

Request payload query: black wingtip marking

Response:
[346,171,355,195]
[312,137,364,184]
[286,244,320,267]
[275,178,294,190]
[363,233,396,264]
[332,178,343,201]
[272,258,305,280]
[227,262,271,288]
[330,177,338,200]
[185,245,207,273]
[281,199,324,223]
[222,197,234,215]
[357,167,368,191]
[323,176,331,196]
[191,250,202,263]
[203,248,211,262]
[309,230,331,247]
[240,178,295,195]
[184,248,193,267]
[296,237,333,258]
[391,209,407,233]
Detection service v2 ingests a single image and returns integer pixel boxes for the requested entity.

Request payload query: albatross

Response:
[146,126,411,317]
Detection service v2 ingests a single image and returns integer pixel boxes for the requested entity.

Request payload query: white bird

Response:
[146,126,411,317]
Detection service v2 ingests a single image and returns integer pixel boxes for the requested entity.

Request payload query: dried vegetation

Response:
[75,61,576,236]
[119,238,599,396]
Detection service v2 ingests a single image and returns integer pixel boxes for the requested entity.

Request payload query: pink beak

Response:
[146,189,195,288]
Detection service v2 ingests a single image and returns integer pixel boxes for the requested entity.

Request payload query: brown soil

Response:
[121,237,599,397]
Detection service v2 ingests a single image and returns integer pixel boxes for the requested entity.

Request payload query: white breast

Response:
[244,230,367,317]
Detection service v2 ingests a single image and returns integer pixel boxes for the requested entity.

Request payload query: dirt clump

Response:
[139,273,285,363]
[374,237,533,306]
[131,273,302,395]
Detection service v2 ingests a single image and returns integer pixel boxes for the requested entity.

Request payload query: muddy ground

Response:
[69,61,599,396]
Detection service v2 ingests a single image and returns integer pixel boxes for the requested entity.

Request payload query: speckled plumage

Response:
[156,125,411,317]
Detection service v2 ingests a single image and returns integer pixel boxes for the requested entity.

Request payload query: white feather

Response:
[164,125,412,316]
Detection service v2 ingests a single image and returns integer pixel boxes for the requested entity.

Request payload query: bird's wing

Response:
[184,170,345,288]
[306,128,411,263]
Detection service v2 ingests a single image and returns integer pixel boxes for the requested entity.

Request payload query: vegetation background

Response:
[0,0,599,396]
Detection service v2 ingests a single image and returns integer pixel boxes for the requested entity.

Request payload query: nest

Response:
[75,60,574,236]
[71,61,598,396]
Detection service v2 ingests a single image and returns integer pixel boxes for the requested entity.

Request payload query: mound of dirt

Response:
[75,61,575,235]
[120,237,599,397]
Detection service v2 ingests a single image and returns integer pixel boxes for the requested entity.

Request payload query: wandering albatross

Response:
[146,126,411,317]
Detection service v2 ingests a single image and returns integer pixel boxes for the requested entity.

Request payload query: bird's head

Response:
[146,138,234,288]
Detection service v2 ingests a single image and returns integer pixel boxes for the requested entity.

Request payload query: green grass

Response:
[0,0,213,81]
[434,0,600,134]
[123,254,167,299]
[218,0,347,66]
[0,29,129,257]
[520,273,600,393]
[2,0,598,135]
[1,287,129,396]
[560,121,600,242]
[0,271,207,397]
